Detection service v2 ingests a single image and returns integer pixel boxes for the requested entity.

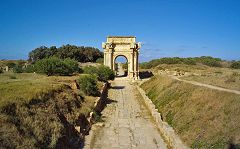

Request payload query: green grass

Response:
[0,72,65,109]
[141,75,240,148]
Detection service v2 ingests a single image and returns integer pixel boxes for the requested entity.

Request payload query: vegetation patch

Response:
[34,57,80,76]
[83,65,115,82]
[77,75,99,96]
[141,75,240,148]
[231,61,240,69]
[28,45,103,63]
[140,56,223,69]
[0,72,101,148]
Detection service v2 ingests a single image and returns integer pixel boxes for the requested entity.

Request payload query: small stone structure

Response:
[102,36,141,80]
[5,66,9,72]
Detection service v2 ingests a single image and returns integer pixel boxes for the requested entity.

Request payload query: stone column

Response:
[133,51,137,79]
[109,49,113,70]
[104,52,106,65]
[135,51,139,79]
[130,52,134,78]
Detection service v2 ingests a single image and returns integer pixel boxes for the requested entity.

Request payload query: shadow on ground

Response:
[111,86,125,89]
[139,71,154,79]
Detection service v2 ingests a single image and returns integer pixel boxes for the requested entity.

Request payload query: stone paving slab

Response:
[88,78,168,149]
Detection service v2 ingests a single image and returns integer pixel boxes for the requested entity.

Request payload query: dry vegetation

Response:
[141,75,240,148]
[152,64,240,91]
[0,72,100,148]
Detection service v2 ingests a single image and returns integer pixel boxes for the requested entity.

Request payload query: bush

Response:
[78,75,98,96]
[6,62,16,68]
[34,57,79,76]
[231,61,240,69]
[23,65,35,73]
[63,58,80,74]
[196,56,222,67]
[0,68,3,73]
[83,66,98,74]
[83,65,115,82]
[96,65,115,82]
[13,65,23,73]
[182,58,196,65]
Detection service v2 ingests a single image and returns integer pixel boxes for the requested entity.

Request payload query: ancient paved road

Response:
[90,78,168,149]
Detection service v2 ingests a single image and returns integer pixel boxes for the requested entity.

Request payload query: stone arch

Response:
[113,54,129,76]
[102,36,141,80]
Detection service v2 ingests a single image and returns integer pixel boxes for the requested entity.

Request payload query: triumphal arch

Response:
[102,36,141,80]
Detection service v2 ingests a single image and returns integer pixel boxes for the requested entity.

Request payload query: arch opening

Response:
[114,55,128,77]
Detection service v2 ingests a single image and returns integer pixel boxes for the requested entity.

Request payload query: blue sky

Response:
[0,0,240,62]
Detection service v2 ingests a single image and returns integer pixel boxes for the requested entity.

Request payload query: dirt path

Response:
[171,75,240,95]
[88,78,168,149]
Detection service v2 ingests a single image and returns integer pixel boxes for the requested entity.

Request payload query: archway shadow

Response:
[111,86,125,89]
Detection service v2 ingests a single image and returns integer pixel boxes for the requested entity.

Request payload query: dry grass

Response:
[150,64,240,91]
[0,72,100,148]
[141,75,240,148]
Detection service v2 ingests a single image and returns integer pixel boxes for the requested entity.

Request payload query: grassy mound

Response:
[0,73,97,148]
[141,75,240,148]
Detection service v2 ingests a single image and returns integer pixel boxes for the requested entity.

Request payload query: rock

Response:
[75,126,81,133]
[70,81,78,90]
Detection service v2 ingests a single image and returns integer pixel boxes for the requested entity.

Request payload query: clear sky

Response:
[0,0,240,62]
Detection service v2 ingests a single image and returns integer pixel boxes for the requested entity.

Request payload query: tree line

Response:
[140,56,240,69]
[28,44,103,63]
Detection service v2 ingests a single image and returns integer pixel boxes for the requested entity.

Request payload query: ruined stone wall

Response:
[137,81,189,149]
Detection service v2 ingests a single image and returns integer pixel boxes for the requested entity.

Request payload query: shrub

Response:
[34,57,79,76]
[196,56,222,67]
[182,58,196,65]
[78,75,98,96]
[230,61,240,69]
[6,62,16,68]
[96,65,115,82]
[0,68,3,73]
[83,65,115,82]
[63,58,80,74]
[83,66,98,74]
[23,65,36,73]
[13,65,23,73]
